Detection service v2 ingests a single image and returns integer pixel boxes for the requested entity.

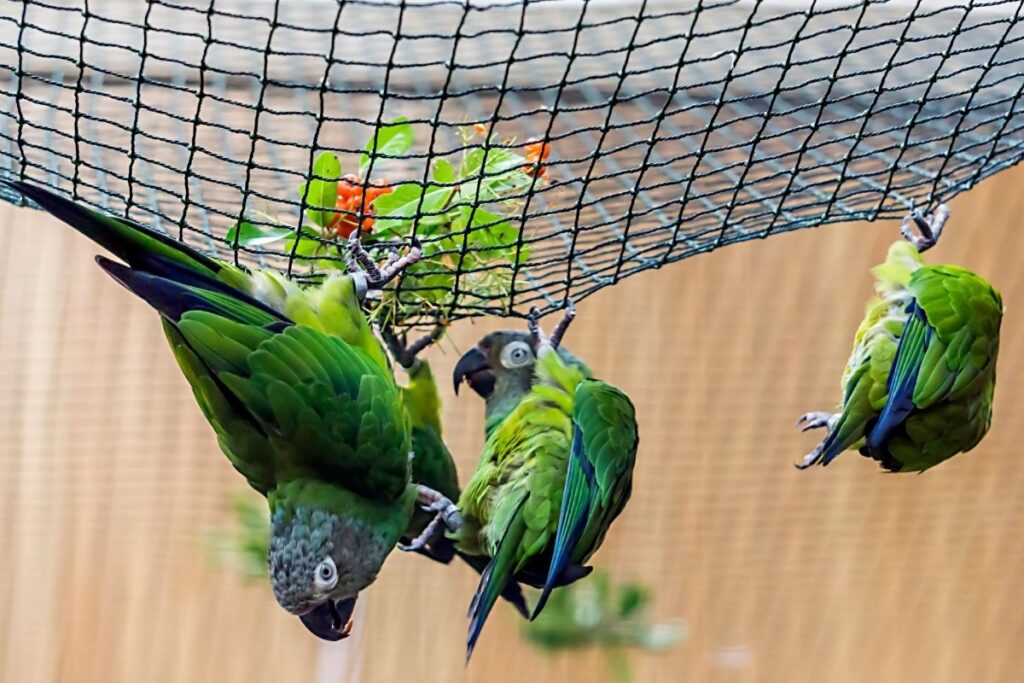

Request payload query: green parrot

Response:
[383,326,530,616]
[797,204,1003,472]
[451,304,640,659]
[9,180,462,640]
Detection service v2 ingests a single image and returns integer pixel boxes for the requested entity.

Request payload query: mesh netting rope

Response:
[1,0,1023,322]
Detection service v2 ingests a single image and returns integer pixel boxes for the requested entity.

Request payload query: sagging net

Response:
[1,0,1023,323]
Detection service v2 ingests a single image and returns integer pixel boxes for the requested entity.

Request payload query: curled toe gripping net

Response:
[2,0,1024,323]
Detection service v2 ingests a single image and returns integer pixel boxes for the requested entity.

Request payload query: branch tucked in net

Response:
[1,0,1023,324]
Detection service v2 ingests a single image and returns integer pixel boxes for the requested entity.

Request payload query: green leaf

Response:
[225,220,294,248]
[299,151,341,228]
[432,158,456,185]
[617,584,649,618]
[455,144,530,207]
[484,145,527,176]
[634,623,685,651]
[372,182,454,235]
[282,233,329,265]
[462,206,517,249]
[370,183,423,236]
[360,117,414,176]
[460,147,485,179]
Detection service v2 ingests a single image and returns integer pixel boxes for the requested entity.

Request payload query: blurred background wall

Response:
[2,165,1023,683]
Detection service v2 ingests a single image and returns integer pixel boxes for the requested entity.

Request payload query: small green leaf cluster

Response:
[226,120,541,325]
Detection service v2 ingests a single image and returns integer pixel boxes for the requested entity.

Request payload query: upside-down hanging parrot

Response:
[796,204,1003,472]
[9,180,461,640]
[451,304,640,659]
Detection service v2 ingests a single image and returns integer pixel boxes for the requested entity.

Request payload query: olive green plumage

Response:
[453,330,639,658]
[402,360,460,502]
[12,180,419,640]
[800,240,1002,472]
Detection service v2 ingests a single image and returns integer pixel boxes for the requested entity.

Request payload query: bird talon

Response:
[398,485,462,552]
[527,299,576,353]
[381,319,446,370]
[796,411,835,432]
[795,446,824,470]
[899,203,949,253]
[346,232,421,293]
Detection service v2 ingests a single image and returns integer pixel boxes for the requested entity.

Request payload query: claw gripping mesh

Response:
[1,0,1023,321]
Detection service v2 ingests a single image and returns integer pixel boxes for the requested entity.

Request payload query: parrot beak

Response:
[453,346,495,398]
[299,596,358,641]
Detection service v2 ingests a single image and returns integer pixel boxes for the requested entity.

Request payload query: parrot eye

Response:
[500,341,533,368]
[314,557,338,591]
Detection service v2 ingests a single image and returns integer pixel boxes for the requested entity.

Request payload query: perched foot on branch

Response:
[900,203,949,253]
[398,485,462,552]
[346,232,422,297]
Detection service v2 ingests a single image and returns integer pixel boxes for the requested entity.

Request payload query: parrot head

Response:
[453,330,532,400]
[268,503,392,641]
[453,330,584,403]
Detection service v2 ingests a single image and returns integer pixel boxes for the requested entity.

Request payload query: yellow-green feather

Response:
[824,241,1002,471]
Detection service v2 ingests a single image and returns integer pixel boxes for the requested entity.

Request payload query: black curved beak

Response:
[453,346,495,398]
[299,596,358,641]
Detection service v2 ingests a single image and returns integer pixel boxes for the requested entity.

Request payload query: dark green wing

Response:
[96,255,410,500]
[9,180,251,292]
[174,314,411,501]
[410,426,460,501]
[909,265,1002,406]
[531,379,638,618]
[864,265,1002,456]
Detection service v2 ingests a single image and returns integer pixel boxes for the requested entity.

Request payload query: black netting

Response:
[2,0,1023,323]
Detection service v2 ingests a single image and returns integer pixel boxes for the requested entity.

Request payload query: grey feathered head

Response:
[268,505,389,641]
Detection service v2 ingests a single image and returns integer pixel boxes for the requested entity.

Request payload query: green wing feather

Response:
[817,255,1002,471]
[402,360,458,498]
[531,379,638,617]
[9,180,250,292]
[909,265,1002,406]
[458,353,638,659]
[12,180,391,372]
[171,313,411,500]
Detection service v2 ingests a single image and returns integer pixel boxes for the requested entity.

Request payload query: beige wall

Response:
[2,166,1023,682]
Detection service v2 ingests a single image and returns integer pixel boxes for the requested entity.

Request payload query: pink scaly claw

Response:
[900,203,949,252]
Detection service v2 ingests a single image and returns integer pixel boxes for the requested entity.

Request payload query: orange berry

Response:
[329,176,393,238]
[524,139,551,178]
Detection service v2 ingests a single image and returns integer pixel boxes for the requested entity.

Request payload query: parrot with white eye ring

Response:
[8,180,462,641]
[451,303,640,660]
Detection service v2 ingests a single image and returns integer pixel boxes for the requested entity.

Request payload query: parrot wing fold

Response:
[531,379,638,618]
[175,315,410,501]
[865,301,929,454]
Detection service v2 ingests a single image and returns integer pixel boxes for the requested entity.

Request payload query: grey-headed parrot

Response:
[9,180,461,640]
[451,304,640,659]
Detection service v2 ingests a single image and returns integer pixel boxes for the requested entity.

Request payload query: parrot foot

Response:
[528,298,576,353]
[796,411,838,432]
[900,203,949,252]
[381,318,447,370]
[398,485,462,553]
[795,444,825,470]
[346,231,422,292]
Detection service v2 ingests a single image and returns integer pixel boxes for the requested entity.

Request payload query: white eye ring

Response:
[314,557,338,591]
[500,341,534,368]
